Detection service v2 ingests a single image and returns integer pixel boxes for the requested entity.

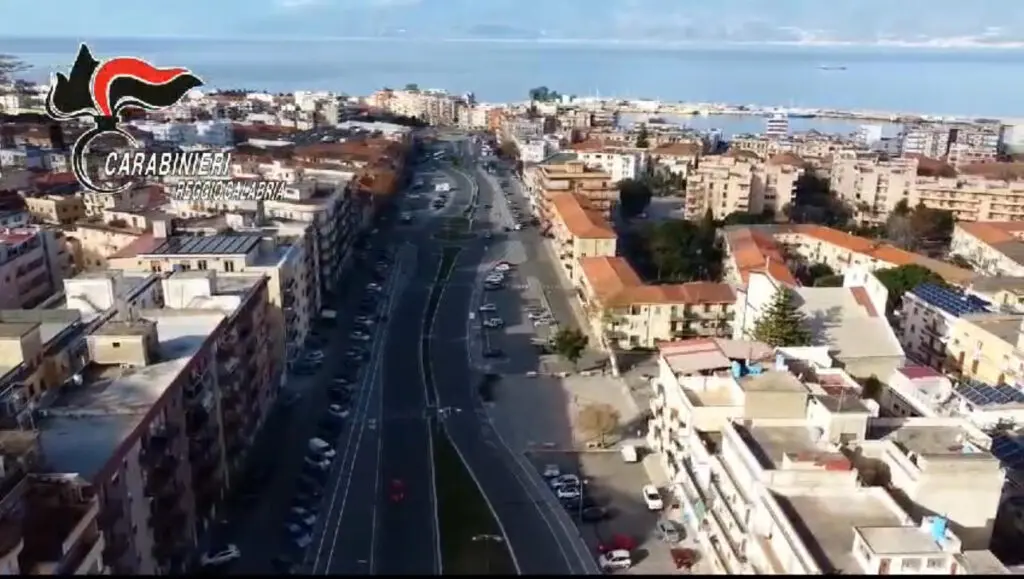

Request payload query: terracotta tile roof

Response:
[650,142,701,157]
[549,193,616,239]
[570,140,609,152]
[579,256,736,307]
[32,172,78,187]
[724,224,974,286]
[768,152,805,167]
[723,227,799,286]
[957,221,1024,245]
[959,161,1024,181]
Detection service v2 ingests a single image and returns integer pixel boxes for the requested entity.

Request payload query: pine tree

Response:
[751,288,812,347]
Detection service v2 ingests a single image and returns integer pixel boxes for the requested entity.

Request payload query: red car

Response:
[597,534,637,554]
[389,479,405,502]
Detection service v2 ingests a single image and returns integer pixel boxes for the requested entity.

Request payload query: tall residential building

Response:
[914,173,1024,222]
[571,142,647,183]
[683,152,803,220]
[829,152,918,221]
[368,89,458,126]
[523,161,617,222]
[763,114,789,138]
[950,221,1024,277]
[546,192,617,286]
[901,125,952,158]
[108,226,313,379]
[0,228,75,309]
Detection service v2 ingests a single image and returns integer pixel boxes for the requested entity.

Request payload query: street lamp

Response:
[471,534,505,574]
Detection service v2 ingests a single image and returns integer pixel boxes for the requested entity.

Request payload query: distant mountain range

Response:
[3,0,1023,48]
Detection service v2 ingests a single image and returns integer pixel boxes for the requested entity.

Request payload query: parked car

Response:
[479,303,498,312]
[327,404,350,420]
[349,331,372,342]
[482,317,504,329]
[656,519,683,543]
[200,545,241,567]
[542,464,561,478]
[642,484,664,511]
[550,474,580,489]
[598,549,632,572]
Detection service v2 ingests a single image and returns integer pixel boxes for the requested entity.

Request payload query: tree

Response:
[497,141,519,160]
[751,288,812,348]
[404,83,420,92]
[860,376,883,401]
[874,264,944,314]
[528,86,561,102]
[0,55,27,85]
[788,172,853,227]
[576,403,621,446]
[635,124,650,149]
[552,327,589,368]
[618,179,652,219]
[720,210,776,226]
[628,220,724,282]
[886,201,954,254]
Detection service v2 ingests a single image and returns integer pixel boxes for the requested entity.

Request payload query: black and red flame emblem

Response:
[45,43,203,193]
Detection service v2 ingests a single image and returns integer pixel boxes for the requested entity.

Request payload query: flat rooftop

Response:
[961,313,1022,343]
[869,421,996,460]
[774,488,907,574]
[37,313,224,480]
[797,287,903,361]
[660,338,773,375]
[736,423,839,470]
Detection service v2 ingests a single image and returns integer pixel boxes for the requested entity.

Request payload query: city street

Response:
[428,138,600,574]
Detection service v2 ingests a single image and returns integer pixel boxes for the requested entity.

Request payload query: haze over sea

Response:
[7,37,1024,120]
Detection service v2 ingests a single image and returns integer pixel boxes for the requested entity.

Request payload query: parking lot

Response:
[526,451,699,575]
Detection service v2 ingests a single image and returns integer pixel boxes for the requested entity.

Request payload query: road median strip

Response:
[423,247,517,575]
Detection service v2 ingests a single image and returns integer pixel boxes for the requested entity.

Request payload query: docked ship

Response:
[818,65,848,71]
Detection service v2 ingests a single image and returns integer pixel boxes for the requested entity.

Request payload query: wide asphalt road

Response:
[428,139,597,574]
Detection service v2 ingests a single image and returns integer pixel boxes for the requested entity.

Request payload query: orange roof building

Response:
[576,255,736,349]
[951,221,1024,277]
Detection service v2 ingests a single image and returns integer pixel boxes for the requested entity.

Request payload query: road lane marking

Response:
[312,245,408,573]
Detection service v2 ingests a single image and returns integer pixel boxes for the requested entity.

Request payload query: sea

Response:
[5,37,1024,137]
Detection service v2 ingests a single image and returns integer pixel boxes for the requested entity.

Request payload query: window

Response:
[926,557,945,569]
[224,261,236,273]
[112,341,121,348]
[900,558,922,571]
[197,260,208,271]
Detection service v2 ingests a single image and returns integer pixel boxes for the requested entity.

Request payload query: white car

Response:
[513,224,523,231]
[201,544,241,567]
[483,318,504,329]
[542,464,561,478]
[290,506,316,518]
[366,283,382,292]
[349,331,371,341]
[328,404,350,419]
[479,303,498,313]
[485,274,505,284]
[550,474,580,489]
[527,312,550,321]
[293,534,313,549]
[598,549,632,571]
[308,438,336,459]
[291,513,317,527]
[642,484,664,511]
[533,319,554,327]
[493,263,511,272]
[354,315,374,324]
[556,486,581,500]
[304,456,331,471]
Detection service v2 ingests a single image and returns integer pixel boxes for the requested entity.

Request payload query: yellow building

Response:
[24,195,86,226]
[829,152,919,222]
[524,161,617,222]
[684,151,803,220]
[947,313,1024,386]
[547,193,617,285]
[577,255,736,349]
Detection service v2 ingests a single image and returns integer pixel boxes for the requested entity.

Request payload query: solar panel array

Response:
[955,380,1024,407]
[147,235,262,256]
[910,283,991,317]
[991,434,1024,470]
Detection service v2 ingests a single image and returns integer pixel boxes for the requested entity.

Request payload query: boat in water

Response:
[818,65,847,71]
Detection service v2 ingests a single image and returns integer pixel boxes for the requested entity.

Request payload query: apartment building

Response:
[0,434,106,575]
[23,195,87,226]
[547,193,617,285]
[915,173,1024,222]
[683,152,803,220]
[730,133,856,164]
[901,125,953,158]
[369,88,458,126]
[951,222,1024,278]
[733,269,904,379]
[721,225,975,289]
[571,141,647,183]
[21,273,271,574]
[899,283,992,371]
[523,161,617,221]
[577,256,735,349]
[130,121,233,148]
[0,228,74,309]
[108,227,312,376]
[647,339,1006,573]
[829,152,918,221]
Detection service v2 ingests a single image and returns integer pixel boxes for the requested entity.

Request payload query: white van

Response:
[308,437,336,459]
[620,444,639,463]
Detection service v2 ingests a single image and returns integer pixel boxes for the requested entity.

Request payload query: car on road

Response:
[598,549,633,572]
[478,303,498,312]
[349,331,372,342]
[642,484,664,511]
[485,273,505,283]
[200,545,241,567]
[290,512,317,528]
[366,283,383,293]
[303,456,331,471]
[290,506,316,519]
[304,350,324,362]
[346,348,369,360]
[482,317,504,329]
[327,404,350,419]
[542,464,561,478]
[656,519,683,543]
[389,479,405,502]
[354,315,375,325]
[332,376,353,386]
[494,262,511,272]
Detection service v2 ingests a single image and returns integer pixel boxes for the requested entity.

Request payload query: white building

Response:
[899,283,992,369]
[132,120,233,148]
[764,114,789,138]
[576,149,646,183]
[518,139,555,164]
[646,339,1006,574]
[856,124,884,147]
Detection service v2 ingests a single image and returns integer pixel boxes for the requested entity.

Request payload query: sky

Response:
[3,0,1024,46]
